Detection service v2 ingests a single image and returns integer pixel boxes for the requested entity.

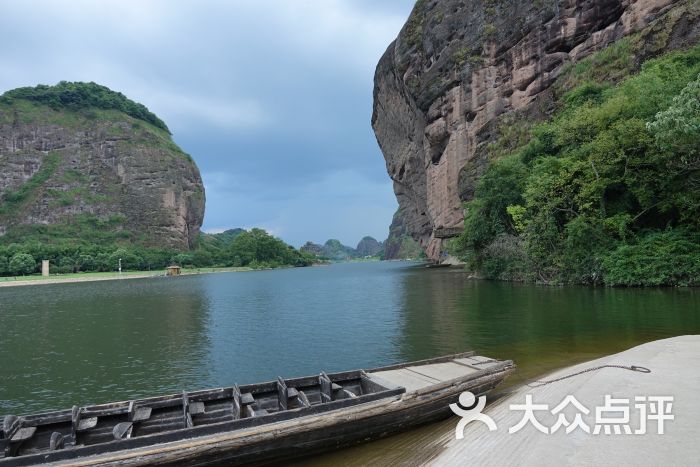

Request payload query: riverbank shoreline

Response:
[0,266,255,288]
[431,335,700,466]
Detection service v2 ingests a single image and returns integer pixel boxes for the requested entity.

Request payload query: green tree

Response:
[108,248,142,271]
[9,253,36,276]
[0,255,8,275]
[172,253,194,267]
[647,73,700,159]
[77,254,96,272]
[228,229,311,268]
[450,45,700,286]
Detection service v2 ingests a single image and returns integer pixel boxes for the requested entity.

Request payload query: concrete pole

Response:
[41,260,50,277]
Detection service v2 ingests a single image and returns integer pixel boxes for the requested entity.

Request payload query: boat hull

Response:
[75,366,511,465]
[0,354,514,466]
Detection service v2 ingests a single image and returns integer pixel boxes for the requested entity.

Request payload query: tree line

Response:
[0,228,314,277]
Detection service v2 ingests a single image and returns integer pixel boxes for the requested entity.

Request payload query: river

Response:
[1,261,698,463]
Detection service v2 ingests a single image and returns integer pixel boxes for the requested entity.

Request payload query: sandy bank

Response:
[0,267,254,288]
[431,335,700,466]
[0,272,161,288]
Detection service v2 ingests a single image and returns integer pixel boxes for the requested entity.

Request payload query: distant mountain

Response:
[300,236,387,261]
[197,228,245,251]
[209,228,245,244]
[301,239,357,260]
[356,236,382,257]
[300,241,325,257]
[322,239,358,261]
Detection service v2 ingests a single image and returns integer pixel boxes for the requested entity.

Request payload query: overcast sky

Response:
[0,0,415,247]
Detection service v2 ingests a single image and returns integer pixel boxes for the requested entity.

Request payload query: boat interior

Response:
[0,351,510,464]
[0,369,402,460]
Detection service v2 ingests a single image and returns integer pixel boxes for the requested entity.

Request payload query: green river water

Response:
[1,261,698,463]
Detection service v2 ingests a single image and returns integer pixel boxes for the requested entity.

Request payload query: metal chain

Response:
[526,364,651,388]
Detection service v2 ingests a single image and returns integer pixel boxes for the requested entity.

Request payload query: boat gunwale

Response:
[11,351,480,423]
[16,369,369,424]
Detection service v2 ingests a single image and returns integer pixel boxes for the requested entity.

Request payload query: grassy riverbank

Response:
[0,266,254,287]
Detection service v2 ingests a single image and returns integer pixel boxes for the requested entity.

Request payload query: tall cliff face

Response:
[373,0,697,261]
[0,83,204,249]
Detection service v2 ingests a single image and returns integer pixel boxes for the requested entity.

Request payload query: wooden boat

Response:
[0,352,514,466]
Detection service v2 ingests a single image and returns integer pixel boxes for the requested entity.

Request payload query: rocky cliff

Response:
[0,82,204,249]
[373,0,698,261]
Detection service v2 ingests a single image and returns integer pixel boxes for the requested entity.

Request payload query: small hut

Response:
[166,265,182,276]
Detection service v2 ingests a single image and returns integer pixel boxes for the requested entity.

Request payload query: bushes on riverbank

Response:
[451,45,700,286]
[0,228,314,276]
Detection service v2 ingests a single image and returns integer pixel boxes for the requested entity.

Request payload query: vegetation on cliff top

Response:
[0,81,169,132]
[451,44,700,286]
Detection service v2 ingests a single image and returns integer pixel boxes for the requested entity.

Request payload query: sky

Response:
[0,0,415,247]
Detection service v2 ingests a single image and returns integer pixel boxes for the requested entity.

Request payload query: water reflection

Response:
[395,268,699,381]
[0,277,212,412]
[304,268,700,466]
[1,262,698,463]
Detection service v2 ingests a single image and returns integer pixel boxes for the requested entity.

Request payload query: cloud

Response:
[150,92,269,130]
[0,0,415,246]
[202,169,397,247]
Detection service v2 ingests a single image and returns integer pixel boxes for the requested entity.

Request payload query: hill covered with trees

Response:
[451,44,700,286]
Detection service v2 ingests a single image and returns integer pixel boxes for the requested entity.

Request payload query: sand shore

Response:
[0,267,253,288]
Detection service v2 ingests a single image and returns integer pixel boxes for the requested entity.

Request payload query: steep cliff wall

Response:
[373,0,698,261]
[0,82,204,249]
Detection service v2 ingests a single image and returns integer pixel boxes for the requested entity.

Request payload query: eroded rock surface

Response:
[0,99,204,249]
[373,0,696,260]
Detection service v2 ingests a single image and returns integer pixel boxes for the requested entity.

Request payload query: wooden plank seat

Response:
[9,428,36,443]
[112,423,133,441]
[1,416,37,458]
[2,415,21,438]
[239,389,270,417]
[240,392,255,406]
[111,401,153,440]
[244,406,268,418]
[277,378,312,410]
[129,406,152,423]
